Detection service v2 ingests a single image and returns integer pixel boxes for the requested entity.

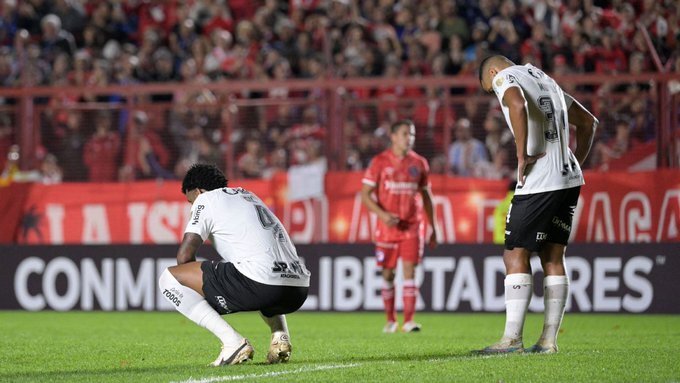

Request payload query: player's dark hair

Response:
[181,164,228,194]
[478,55,494,85]
[478,54,514,85]
[390,119,414,134]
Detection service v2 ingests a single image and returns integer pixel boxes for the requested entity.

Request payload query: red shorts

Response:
[375,236,424,269]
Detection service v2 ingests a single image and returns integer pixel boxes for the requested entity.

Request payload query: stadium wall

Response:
[1,169,679,244]
[0,243,677,313]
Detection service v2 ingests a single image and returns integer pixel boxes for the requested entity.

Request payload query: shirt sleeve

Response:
[184,194,212,241]
[492,69,522,101]
[362,157,380,187]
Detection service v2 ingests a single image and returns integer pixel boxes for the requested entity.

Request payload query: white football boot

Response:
[266,331,292,364]
[382,321,398,333]
[526,343,559,354]
[401,321,422,333]
[475,338,524,354]
[210,339,254,367]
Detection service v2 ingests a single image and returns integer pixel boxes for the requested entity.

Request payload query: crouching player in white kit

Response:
[477,55,597,354]
[158,164,311,366]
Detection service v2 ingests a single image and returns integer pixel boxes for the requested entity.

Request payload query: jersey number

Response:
[254,204,286,242]
[255,205,276,229]
[537,96,574,175]
[538,97,559,142]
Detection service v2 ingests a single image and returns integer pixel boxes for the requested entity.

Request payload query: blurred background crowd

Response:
[0,0,678,183]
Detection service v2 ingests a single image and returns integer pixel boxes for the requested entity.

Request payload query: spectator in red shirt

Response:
[237,136,266,179]
[521,23,552,70]
[121,111,172,180]
[594,29,627,73]
[83,111,121,182]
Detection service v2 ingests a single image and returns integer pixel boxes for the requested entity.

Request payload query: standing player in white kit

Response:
[477,55,598,354]
[158,164,311,366]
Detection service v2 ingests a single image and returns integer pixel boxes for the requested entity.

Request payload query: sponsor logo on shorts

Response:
[376,249,385,262]
[191,205,205,225]
[552,216,572,232]
[215,296,229,312]
[536,232,547,241]
[505,230,511,236]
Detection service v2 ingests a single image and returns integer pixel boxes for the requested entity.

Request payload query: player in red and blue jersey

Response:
[361,120,438,333]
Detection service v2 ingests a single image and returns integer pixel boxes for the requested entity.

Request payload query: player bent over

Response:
[159,164,311,366]
[477,55,597,354]
[361,120,438,333]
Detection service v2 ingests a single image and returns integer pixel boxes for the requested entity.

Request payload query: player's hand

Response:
[517,152,546,187]
[428,231,438,249]
[380,212,400,227]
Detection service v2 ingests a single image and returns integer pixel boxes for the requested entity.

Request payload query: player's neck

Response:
[391,147,408,158]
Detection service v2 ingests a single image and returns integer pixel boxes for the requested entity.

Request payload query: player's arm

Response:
[176,232,204,265]
[360,183,399,227]
[502,87,545,185]
[419,186,438,248]
[565,93,599,166]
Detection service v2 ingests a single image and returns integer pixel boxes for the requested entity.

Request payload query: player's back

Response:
[493,63,584,194]
[190,187,310,287]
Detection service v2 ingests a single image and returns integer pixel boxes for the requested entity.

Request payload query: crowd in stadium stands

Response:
[0,0,678,182]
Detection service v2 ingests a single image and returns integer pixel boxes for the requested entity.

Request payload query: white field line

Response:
[171,362,362,383]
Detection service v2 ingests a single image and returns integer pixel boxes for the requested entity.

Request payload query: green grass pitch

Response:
[1,311,678,382]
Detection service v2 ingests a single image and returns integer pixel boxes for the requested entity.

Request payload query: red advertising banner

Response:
[4,178,275,245]
[1,170,678,244]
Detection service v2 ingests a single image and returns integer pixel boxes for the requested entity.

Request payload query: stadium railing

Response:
[0,72,677,182]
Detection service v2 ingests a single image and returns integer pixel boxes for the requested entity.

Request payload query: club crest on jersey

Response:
[384,167,394,176]
[408,165,420,178]
[507,74,517,83]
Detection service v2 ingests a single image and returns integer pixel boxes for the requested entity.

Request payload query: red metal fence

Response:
[0,73,678,183]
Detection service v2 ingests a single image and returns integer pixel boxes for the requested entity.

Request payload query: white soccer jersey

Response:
[185,187,310,287]
[492,63,584,195]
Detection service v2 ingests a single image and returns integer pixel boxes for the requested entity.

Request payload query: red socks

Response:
[381,281,396,323]
[403,279,417,323]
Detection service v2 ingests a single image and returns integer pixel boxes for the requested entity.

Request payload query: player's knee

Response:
[543,261,565,275]
[158,266,184,290]
[382,269,396,282]
[402,264,416,279]
[158,268,177,291]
